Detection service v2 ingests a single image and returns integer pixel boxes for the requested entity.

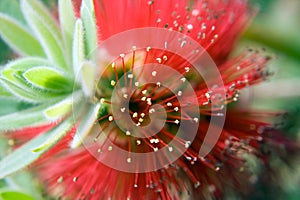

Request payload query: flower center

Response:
[93,47,201,162]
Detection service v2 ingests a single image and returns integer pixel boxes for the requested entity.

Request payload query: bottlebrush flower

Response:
[0,0,296,200]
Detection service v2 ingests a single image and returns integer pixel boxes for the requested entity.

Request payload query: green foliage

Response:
[0,117,74,178]
[20,0,67,69]
[80,0,97,59]
[73,19,85,75]
[0,191,34,200]
[0,105,50,131]
[0,14,45,57]
[58,0,76,66]
[0,58,70,102]
[23,67,71,92]
[71,103,101,148]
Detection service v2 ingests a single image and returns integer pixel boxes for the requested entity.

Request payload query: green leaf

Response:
[0,0,24,22]
[0,14,45,57]
[71,103,100,148]
[72,19,85,76]
[0,78,63,103]
[0,98,20,116]
[0,58,69,102]
[0,78,36,102]
[43,91,82,120]
[0,117,74,178]
[5,172,44,200]
[58,0,76,66]
[1,57,50,84]
[20,0,67,69]
[0,191,34,200]
[44,103,71,121]
[2,57,50,71]
[32,117,75,153]
[0,104,50,132]
[80,0,97,59]
[23,67,71,92]
[0,136,9,158]
[79,61,96,97]
[0,84,12,98]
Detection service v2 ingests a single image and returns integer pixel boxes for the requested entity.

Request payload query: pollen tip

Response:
[110,80,116,86]
[126,130,131,136]
[108,116,114,121]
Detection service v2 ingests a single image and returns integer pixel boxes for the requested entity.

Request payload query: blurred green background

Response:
[243,1,300,199]
[0,0,299,199]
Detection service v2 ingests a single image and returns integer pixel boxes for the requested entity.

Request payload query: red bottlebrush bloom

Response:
[3,0,296,200]
[94,0,251,65]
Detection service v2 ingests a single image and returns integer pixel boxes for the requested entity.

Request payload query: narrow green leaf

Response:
[58,0,76,66]
[0,191,34,200]
[0,98,20,116]
[83,0,94,10]
[0,104,50,132]
[1,58,47,86]
[0,78,37,102]
[1,58,49,88]
[0,117,74,178]
[80,0,97,59]
[0,77,65,103]
[0,0,24,22]
[44,102,72,120]
[20,0,67,69]
[32,117,75,153]
[1,74,67,103]
[5,172,44,200]
[71,103,100,148]
[0,14,44,57]
[43,91,82,120]
[23,67,71,92]
[79,61,96,97]
[0,84,12,98]
[2,57,50,71]
[72,19,85,76]
[0,58,69,101]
